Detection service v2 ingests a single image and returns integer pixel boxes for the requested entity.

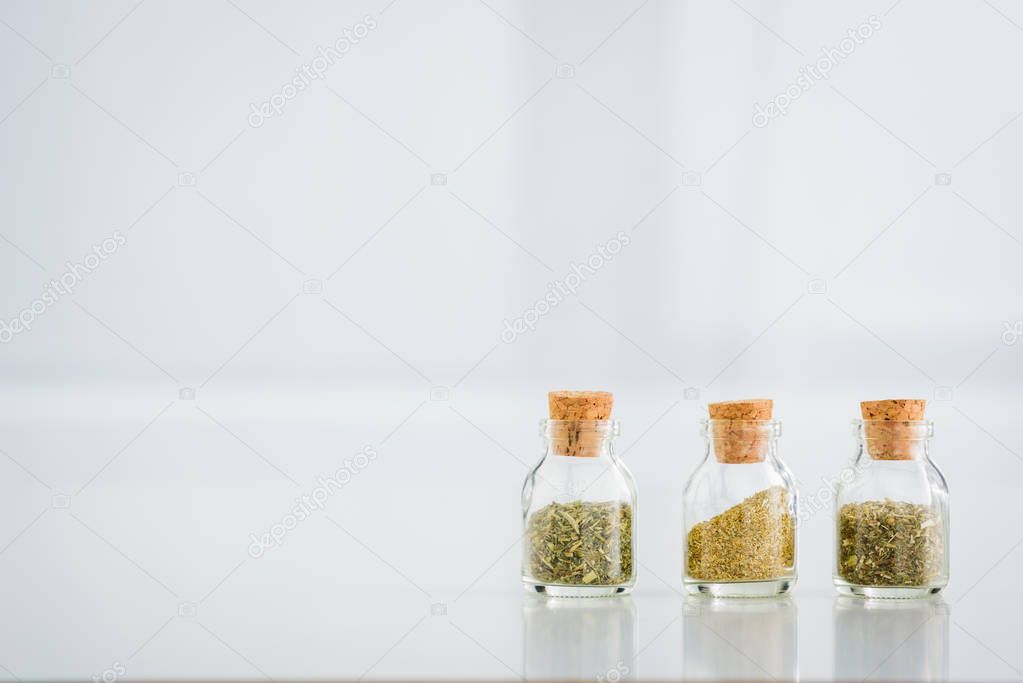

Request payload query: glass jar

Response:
[521,419,637,597]
[833,412,949,598]
[683,401,797,597]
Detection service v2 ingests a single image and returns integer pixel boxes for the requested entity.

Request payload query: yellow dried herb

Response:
[838,500,943,586]
[525,501,633,585]
[686,486,794,581]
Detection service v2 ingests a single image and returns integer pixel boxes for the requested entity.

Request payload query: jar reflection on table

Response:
[682,595,797,681]
[833,596,949,682]
[522,595,635,682]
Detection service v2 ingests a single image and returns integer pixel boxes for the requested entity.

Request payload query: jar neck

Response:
[542,419,618,458]
[701,419,780,464]
[855,419,933,461]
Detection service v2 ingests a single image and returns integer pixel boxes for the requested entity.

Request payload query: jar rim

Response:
[700,418,782,437]
[539,418,620,437]
[852,418,934,439]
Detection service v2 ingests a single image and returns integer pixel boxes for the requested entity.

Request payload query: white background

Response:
[0,0,1022,680]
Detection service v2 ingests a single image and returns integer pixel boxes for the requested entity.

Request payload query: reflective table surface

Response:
[1,385,1020,680]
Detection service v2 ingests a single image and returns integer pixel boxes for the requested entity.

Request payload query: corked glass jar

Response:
[683,399,797,597]
[834,399,949,598]
[521,391,637,597]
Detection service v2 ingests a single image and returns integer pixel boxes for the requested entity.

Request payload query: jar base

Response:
[833,580,945,599]
[523,581,633,598]
[684,578,793,598]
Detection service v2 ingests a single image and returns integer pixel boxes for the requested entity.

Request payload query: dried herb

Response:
[686,486,794,581]
[525,501,633,585]
[838,500,943,586]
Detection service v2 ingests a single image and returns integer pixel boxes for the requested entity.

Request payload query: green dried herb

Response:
[686,486,794,582]
[525,501,633,585]
[838,500,943,586]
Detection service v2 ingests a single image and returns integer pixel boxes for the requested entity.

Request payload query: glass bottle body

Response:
[521,420,637,597]
[682,420,797,597]
[833,420,949,598]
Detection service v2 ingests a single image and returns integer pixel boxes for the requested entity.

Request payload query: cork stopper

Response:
[707,399,774,464]
[548,391,613,457]
[860,399,926,422]
[860,399,927,460]
[708,399,773,422]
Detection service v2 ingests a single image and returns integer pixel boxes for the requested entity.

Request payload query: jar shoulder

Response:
[684,457,797,494]
[682,457,797,522]
[522,453,637,513]
[835,455,949,506]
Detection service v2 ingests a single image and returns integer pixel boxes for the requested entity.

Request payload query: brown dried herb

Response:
[838,500,943,586]
[525,501,633,585]
[686,486,794,581]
